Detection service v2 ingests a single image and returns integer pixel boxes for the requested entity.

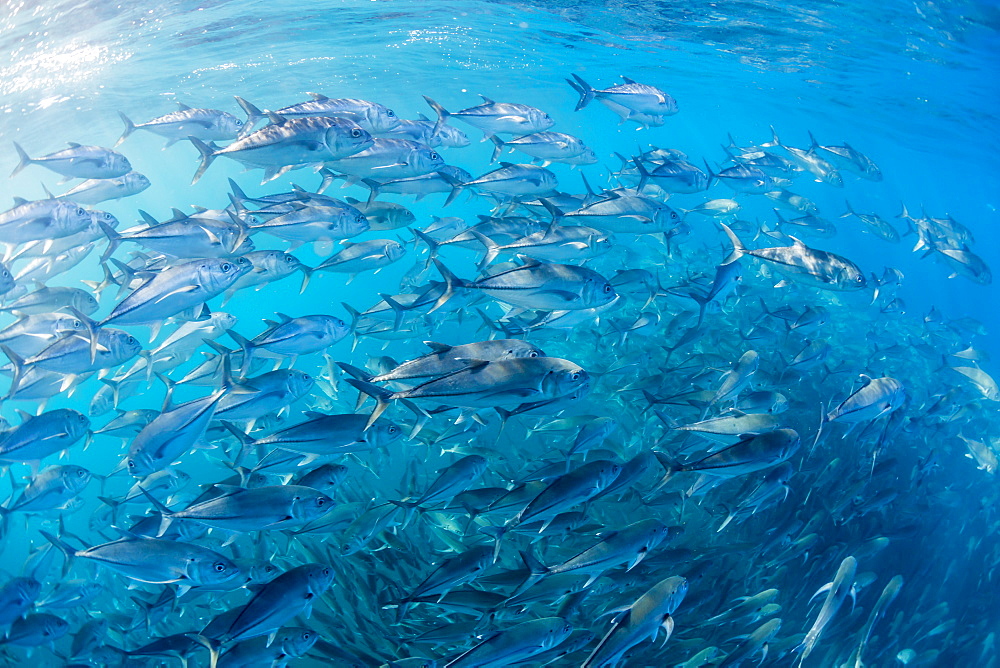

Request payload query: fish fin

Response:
[569,73,596,110]
[10,142,33,178]
[188,136,218,185]
[116,112,136,148]
[344,378,394,429]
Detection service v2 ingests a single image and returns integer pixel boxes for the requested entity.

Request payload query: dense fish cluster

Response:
[0,70,998,668]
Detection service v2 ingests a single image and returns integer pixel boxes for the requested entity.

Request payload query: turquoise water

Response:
[0,0,998,665]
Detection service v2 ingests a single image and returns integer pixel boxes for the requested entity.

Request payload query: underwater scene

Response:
[1,0,998,665]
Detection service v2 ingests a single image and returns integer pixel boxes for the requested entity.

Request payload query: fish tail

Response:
[702,158,716,186]
[422,95,451,137]
[227,177,249,206]
[39,530,77,576]
[233,95,264,131]
[358,177,381,206]
[412,229,441,267]
[296,264,315,293]
[98,220,122,264]
[225,329,254,376]
[188,136,218,185]
[719,222,747,265]
[430,258,464,312]
[377,292,408,332]
[336,362,373,382]
[569,73,596,110]
[220,420,258,464]
[344,378,394,429]
[478,524,508,563]
[137,486,175,537]
[186,633,221,668]
[470,230,500,271]
[840,199,855,218]
[116,112,136,148]
[1,345,25,399]
[488,135,505,163]
[10,142,33,178]
[632,157,650,192]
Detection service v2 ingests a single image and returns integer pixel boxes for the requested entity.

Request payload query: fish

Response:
[583,575,688,667]
[189,115,373,184]
[117,103,245,147]
[59,171,151,204]
[568,74,678,121]
[424,95,554,140]
[10,142,130,180]
[721,222,867,291]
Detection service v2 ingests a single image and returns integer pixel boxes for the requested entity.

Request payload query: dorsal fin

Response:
[499,162,516,169]
[424,341,452,354]
[307,92,329,101]
[275,312,293,323]
[67,142,81,148]
[621,75,637,84]
[12,196,27,206]
[176,101,192,111]
[416,112,430,121]
[478,94,496,105]
[266,111,288,125]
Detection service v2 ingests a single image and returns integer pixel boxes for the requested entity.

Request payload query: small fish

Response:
[11,142,130,180]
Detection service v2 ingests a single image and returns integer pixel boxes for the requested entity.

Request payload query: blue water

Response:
[0,0,998,665]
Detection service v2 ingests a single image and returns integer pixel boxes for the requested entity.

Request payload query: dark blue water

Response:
[0,0,998,666]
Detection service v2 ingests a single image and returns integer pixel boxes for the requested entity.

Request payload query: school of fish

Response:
[0,70,997,668]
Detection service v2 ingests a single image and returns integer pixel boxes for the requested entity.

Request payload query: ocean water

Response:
[0,0,998,666]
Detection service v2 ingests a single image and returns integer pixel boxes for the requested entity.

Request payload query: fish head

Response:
[288,369,314,396]
[69,289,100,315]
[194,555,241,586]
[0,263,14,292]
[385,240,407,262]
[581,274,617,308]
[541,361,589,399]
[200,258,249,293]
[218,112,245,139]
[107,329,143,361]
[366,104,401,134]
[437,124,471,148]
[62,464,93,492]
[326,120,373,158]
[126,171,151,191]
[571,148,599,165]
[835,265,868,290]
[656,204,683,227]
[91,209,120,230]
[125,451,156,478]
[498,340,546,360]
[279,627,319,658]
[413,147,445,175]
[58,202,94,236]
[368,419,404,447]
[107,152,132,174]
[303,563,336,593]
[293,490,335,522]
[524,108,555,133]
[331,207,371,239]
[320,316,350,343]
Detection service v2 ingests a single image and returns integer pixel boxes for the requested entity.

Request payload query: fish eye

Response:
[214,562,227,572]
[430,152,440,161]
[571,372,581,380]
[528,351,539,357]
[127,460,136,469]
[351,128,362,138]
[77,469,86,477]
[603,284,612,293]
[323,567,332,576]
[388,425,397,433]
[221,262,233,272]
[235,119,243,126]
[77,207,86,216]
[316,497,326,506]
[387,110,395,117]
